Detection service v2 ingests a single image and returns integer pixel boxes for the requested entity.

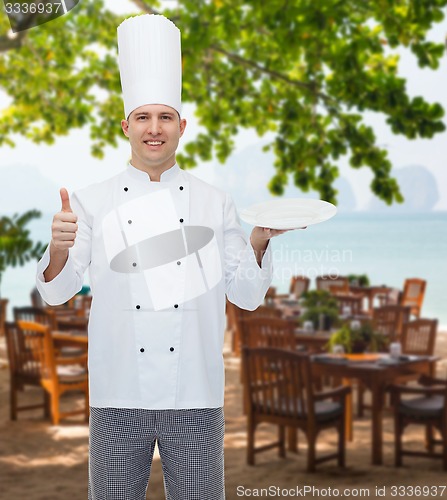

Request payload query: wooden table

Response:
[294,329,331,353]
[349,285,396,315]
[312,353,437,465]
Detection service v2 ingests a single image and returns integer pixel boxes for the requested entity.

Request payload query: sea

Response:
[2,211,447,327]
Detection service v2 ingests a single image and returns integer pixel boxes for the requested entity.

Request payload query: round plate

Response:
[239,198,337,230]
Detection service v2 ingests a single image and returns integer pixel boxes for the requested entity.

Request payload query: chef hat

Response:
[117,14,182,118]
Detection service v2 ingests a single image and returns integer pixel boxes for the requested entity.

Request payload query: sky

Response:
[1,0,446,214]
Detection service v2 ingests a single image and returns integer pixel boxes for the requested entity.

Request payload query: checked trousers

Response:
[88,407,225,500]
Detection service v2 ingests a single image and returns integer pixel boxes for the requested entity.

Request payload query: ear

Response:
[121,119,129,137]
[179,118,187,138]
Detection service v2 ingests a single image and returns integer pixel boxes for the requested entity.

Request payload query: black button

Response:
[177,261,181,265]
[132,262,137,267]
[124,187,128,192]
[128,220,132,224]
[174,304,179,308]
[179,218,184,223]
[140,348,145,353]
[179,186,184,191]
[136,305,141,310]
[170,347,174,352]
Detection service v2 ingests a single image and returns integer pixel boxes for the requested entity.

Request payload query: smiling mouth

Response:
[144,140,164,146]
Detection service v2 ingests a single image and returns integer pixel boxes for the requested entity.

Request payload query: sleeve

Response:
[223,194,273,310]
[35,192,92,306]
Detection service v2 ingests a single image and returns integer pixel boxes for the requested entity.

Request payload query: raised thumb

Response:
[60,188,72,213]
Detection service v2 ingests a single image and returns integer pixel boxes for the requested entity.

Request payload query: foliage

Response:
[0,210,46,296]
[300,289,339,330]
[0,0,446,204]
[347,273,370,287]
[327,320,388,353]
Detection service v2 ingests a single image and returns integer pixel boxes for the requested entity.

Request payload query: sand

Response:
[1,330,446,500]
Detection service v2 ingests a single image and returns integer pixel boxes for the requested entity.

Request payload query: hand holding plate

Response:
[240,198,337,230]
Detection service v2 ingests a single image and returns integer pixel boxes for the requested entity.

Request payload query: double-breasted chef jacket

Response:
[37,163,273,410]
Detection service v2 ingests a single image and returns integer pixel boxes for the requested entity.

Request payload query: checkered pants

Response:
[88,407,225,500]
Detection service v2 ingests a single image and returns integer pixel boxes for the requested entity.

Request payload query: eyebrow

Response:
[134,111,175,117]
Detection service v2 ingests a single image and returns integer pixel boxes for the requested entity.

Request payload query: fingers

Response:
[263,227,307,235]
[60,187,73,213]
[263,228,290,236]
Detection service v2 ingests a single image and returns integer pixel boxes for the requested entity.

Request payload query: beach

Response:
[0,327,446,500]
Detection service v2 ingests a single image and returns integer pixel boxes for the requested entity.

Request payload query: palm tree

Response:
[0,209,46,297]
[0,209,46,334]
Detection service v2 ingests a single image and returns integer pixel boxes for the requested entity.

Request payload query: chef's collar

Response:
[126,162,181,182]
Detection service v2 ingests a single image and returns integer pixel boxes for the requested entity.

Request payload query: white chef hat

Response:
[117,14,182,118]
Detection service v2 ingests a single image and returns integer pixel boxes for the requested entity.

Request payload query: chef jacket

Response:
[36,163,273,409]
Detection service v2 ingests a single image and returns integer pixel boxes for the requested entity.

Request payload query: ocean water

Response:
[2,212,447,326]
[262,212,447,326]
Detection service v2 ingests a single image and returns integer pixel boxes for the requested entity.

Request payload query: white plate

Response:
[239,198,337,230]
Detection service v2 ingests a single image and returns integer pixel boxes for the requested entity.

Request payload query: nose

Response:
[147,118,161,135]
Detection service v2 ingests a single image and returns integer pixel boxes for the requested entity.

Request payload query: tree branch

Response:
[0,32,26,53]
[129,0,180,21]
[209,45,336,105]
[129,0,161,15]
[128,1,334,105]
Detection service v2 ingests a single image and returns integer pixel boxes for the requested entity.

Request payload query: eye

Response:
[137,115,147,121]
[161,115,172,121]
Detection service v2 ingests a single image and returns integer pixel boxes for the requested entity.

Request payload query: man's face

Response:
[121,103,187,174]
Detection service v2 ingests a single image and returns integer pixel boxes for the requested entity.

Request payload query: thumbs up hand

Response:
[60,187,73,213]
[50,188,78,251]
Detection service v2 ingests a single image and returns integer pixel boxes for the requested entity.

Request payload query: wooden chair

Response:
[14,306,85,356]
[16,320,89,425]
[239,317,297,351]
[372,304,411,343]
[13,306,58,330]
[334,293,364,317]
[316,275,349,294]
[401,319,438,357]
[4,321,50,421]
[357,305,411,416]
[390,375,447,470]
[242,347,350,472]
[275,276,310,300]
[238,316,296,383]
[239,317,343,445]
[290,276,310,297]
[400,278,426,318]
[396,319,438,384]
[239,316,301,430]
[358,317,437,419]
[226,301,282,355]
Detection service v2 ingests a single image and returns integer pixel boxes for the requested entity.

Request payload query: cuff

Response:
[246,240,273,280]
[36,246,77,305]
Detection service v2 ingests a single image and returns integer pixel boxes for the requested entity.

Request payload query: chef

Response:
[36,14,287,500]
